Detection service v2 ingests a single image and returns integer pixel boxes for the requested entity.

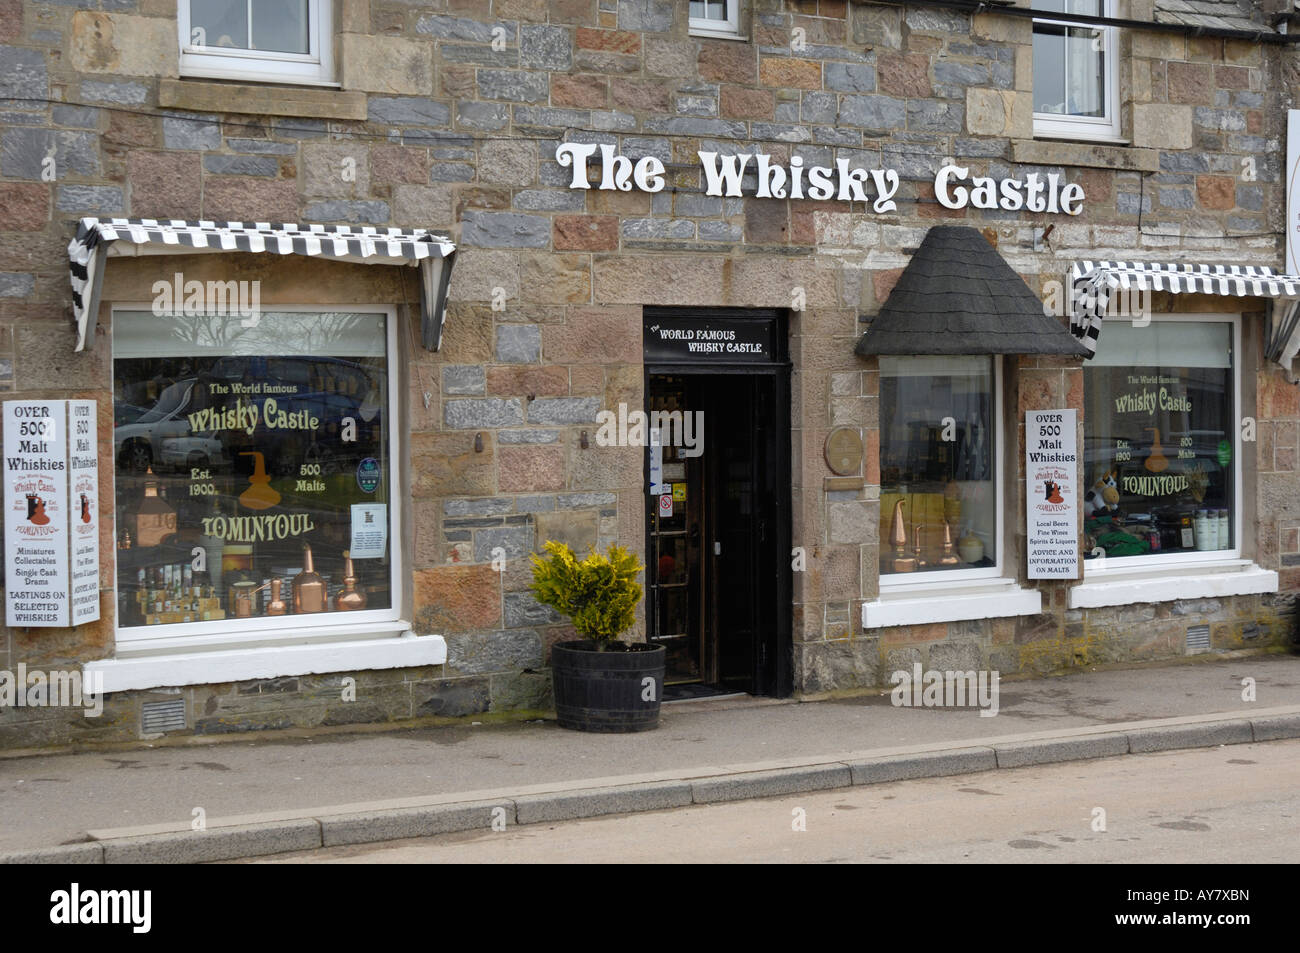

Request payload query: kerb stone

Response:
[99,820,321,863]
[848,748,997,784]
[515,781,693,823]
[690,764,851,803]
[319,801,509,846]
[1127,720,1253,753]
[993,733,1129,768]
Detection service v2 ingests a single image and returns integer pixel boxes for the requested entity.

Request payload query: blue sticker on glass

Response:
[356,457,381,493]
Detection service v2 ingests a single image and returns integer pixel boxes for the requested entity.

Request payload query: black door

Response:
[643,310,791,698]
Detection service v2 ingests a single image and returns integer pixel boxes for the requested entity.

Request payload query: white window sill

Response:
[1069,560,1278,609]
[863,579,1042,629]
[85,630,446,694]
[1032,130,1130,146]
[179,66,340,88]
[689,29,747,41]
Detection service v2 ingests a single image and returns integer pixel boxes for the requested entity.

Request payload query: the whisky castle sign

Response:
[556,142,1086,215]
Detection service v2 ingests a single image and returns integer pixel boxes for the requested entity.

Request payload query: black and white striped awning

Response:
[1070,260,1300,358]
[68,218,456,352]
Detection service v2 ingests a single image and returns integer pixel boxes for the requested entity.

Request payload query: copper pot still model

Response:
[292,543,327,613]
[266,578,289,616]
[937,521,961,565]
[229,580,265,618]
[890,498,917,572]
[335,551,367,611]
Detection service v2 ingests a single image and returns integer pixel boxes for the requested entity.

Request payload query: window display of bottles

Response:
[111,311,394,630]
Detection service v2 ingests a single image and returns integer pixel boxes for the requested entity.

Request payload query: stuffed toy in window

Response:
[1084,468,1119,517]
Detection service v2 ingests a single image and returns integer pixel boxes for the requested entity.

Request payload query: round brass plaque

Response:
[825,427,863,476]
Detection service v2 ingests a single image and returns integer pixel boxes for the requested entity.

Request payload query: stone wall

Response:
[1,0,1298,745]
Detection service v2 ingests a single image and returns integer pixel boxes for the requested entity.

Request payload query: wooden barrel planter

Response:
[551,641,666,733]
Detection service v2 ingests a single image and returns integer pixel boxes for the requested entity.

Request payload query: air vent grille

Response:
[1186,624,1211,652]
[141,698,187,734]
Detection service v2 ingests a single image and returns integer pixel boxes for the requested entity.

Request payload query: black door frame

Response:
[642,307,793,698]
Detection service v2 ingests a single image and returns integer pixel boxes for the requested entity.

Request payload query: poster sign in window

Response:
[349,503,388,559]
[1026,410,1079,579]
[4,400,99,627]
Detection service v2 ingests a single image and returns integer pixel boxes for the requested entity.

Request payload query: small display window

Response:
[879,356,998,577]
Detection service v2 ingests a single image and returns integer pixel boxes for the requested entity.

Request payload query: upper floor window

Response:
[179,0,335,86]
[1031,1,1121,141]
[689,0,742,39]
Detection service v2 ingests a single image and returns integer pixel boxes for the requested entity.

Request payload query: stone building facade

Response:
[1,0,1298,747]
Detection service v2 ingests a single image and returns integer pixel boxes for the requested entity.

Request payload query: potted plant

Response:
[530,540,665,732]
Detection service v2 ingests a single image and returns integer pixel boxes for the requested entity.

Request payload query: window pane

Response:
[690,0,728,21]
[1033,23,1106,116]
[252,0,310,54]
[1084,321,1235,561]
[190,0,249,49]
[1032,26,1067,114]
[879,356,996,575]
[113,310,392,628]
[1031,1,1103,14]
[1064,26,1105,116]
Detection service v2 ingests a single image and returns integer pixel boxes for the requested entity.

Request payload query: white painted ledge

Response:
[85,631,446,694]
[1069,561,1278,610]
[863,580,1042,629]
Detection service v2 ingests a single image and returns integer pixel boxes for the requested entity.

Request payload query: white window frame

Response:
[689,0,744,40]
[1080,312,1243,578]
[178,0,337,87]
[879,355,1006,590]
[1031,1,1123,143]
[109,303,404,655]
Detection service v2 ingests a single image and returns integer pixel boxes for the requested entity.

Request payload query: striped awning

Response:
[1069,260,1300,358]
[68,218,456,352]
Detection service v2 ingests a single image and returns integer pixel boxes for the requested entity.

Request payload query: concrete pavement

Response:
[1,652,1298,863]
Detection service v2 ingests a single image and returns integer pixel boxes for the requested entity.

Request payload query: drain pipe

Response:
[859,0,1300,45]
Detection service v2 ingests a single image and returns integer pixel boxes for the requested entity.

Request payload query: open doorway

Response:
[643,309,792,698]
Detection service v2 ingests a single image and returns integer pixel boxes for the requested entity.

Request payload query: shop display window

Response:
[1083,317,1237,566]
[879,356,999,580]
[111,307,397,639]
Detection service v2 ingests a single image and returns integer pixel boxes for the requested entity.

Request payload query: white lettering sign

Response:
[555,144,1084,214]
